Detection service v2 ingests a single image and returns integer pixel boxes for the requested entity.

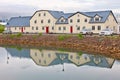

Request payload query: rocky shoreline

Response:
[0,34,120,59]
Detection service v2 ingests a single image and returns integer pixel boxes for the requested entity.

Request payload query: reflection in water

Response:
[5,47,115,69]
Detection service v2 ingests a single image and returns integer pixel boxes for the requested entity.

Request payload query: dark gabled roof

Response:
[48,10,64,19]
[30,10,64,19]
[6,16,31,27]
[82,10,118,23]
[5,48,30,58]
[56,13,73,24]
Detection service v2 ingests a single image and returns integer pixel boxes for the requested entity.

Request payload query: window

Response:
[113,26,115,30]
[44,13,46,16]
[7,23,9,25]
[70,19,73,23]
[59,27,61,30]
[39,13,41,16]
[82,26,86,30]
[36,26,38,30]
[24,27,25,30]
[95,18,99,21]
[41,53,44,57]
[77,19,80,23]
[48,19,50,23]
[98,26,101,30]
[15,27,16,30]
[92,26,95,30]
[41,20,43,23]
[63,27,66,30]
[48,54,51,58]
[42,27,44,30]
[39,60,41,63]
[70,55,73,59]
[34,20,37,24]
[44,60,46,64]
[77,27,80,30]
[35,53,37,56]
[19,28,21,30]
[52,26,54,30]
[61,19,64,22]
[85,19,87,22]
[76,56,80,59]
[106,26,109,29]
[32,27,34,30]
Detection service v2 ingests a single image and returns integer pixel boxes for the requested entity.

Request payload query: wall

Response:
[30,10,57,33]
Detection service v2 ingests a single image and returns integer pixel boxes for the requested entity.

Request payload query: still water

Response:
[0,46,120,80]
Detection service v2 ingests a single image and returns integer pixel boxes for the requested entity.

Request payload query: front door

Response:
[21,27,23,33]
[46,27,49,34]
[70,26,73,33]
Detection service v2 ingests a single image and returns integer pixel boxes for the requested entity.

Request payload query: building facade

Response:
[6,16,31,33]
[6,10,118,34]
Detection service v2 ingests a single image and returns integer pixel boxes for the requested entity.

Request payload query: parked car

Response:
[80,29,93,35]
[3,30,12,34]
[99,28,113,36]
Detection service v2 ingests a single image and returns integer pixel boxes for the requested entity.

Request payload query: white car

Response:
[99,29,113,36]
[80,29,93,35]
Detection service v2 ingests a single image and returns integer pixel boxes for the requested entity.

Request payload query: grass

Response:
[77,33,84,39]
[0,24,5,33]
[77,51,83,56]
[58,35,71,41]
[9,33,22,38]
[39,33,42,36]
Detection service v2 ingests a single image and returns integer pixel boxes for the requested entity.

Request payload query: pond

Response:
[0,46,120,80]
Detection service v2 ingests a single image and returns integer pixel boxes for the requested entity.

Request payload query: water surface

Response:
[0,47,120,80]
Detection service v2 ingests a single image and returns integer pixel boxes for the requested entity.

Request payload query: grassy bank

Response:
[0,34,120,59]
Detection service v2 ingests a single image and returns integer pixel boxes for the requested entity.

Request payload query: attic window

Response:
[7,23,9,25]
[61,19,64,22]
[95,18,100,21]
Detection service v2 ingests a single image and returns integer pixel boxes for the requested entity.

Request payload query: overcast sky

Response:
[0,0,120,19]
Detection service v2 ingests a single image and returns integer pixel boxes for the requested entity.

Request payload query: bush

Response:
[78,33,84,39]
[58,35,70,41]
[78,51,83,56]
[0,25,5,33]
[39,33,42,36]
[16,33,22,37]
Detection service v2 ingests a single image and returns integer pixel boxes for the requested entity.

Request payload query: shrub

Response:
[16,33,22,37]
[39,33,42,36]
[58,35,70,41]
[78,33,84,39]
[0,25,5,33]
[78,51,83,56]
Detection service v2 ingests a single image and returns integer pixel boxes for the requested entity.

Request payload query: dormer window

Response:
[7,23,9,25]
[95,18,100,21]
[61,19,64,22]
[94,15,101,22]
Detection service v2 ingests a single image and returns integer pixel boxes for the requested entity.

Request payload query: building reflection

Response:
[5,47,115,68]
[30,49,115,68]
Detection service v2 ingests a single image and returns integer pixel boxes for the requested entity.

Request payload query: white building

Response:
[6,10,118,34]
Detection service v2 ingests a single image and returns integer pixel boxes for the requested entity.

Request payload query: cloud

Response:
[0,0,120,19]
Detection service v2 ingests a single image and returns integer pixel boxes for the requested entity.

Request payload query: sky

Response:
[0,0,120,19]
